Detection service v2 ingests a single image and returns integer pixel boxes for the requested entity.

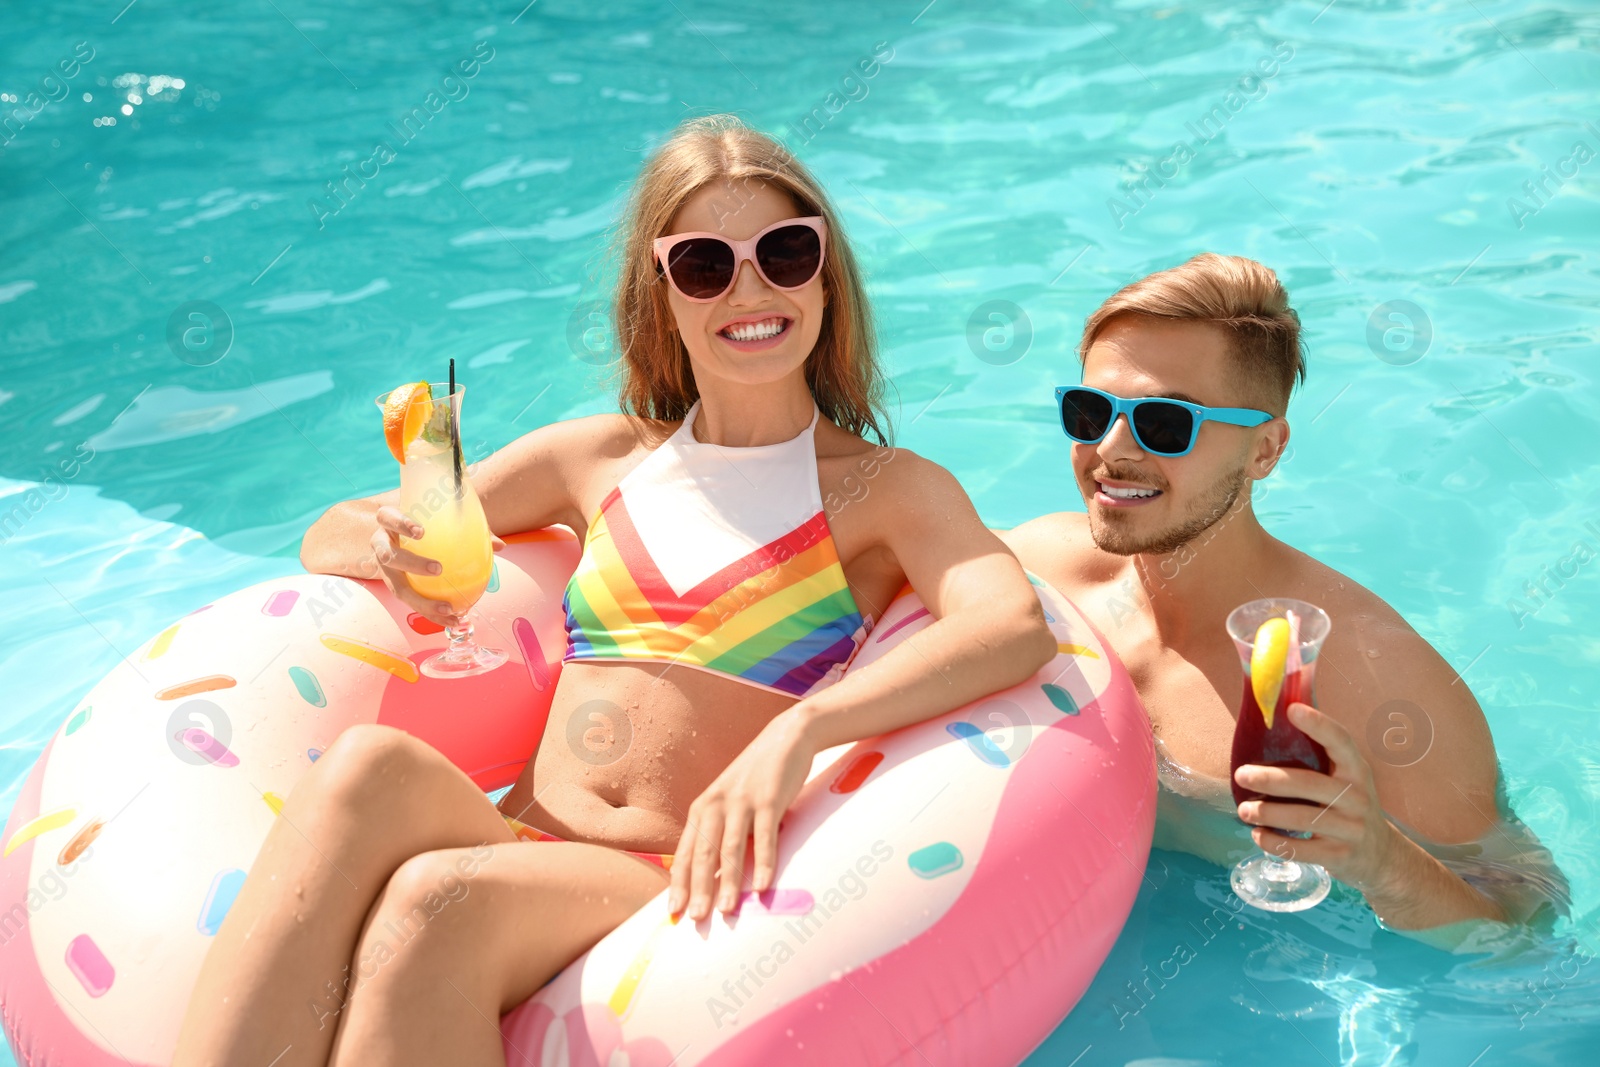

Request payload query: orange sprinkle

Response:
[58,818,104,865]
[154,675,236,700]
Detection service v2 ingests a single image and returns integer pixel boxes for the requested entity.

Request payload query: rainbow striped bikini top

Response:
[561,399,874,698]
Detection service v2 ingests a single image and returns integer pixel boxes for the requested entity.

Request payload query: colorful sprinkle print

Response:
[58,818,103,865]
[261,589,299,617]
[829,750,883,794]
[319,633,419,682]
[874,606,930,644]
[198,869,247,936]
[608,914,673,1018]
[307,747,322,762]
[262,792,285,815]
[154,674,236,700]
[406,612,444,635]
[288,665,326,707]
[64,706,91,735]
[908,842,964,879]
[947,722,1010,768]
[734,888,814,916]
[486,560,500,593]
[65,934,114,996]
[4,808,77,857]
[146,623,180,660]
[512,617,549,691]
[177,727,240,768]
[1041,683,1079,715]
[1057,643,1100,660]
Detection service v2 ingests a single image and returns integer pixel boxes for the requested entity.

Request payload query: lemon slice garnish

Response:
[1250,617,1291,729]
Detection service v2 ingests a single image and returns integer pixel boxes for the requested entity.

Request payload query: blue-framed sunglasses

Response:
[1054,385,1273,458]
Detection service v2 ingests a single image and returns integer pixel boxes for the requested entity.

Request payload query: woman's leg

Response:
[172,724,518,1067]
[327,841,672,1066]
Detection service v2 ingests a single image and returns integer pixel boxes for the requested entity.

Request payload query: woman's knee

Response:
[307,723,434,814]
[365,848,499,959]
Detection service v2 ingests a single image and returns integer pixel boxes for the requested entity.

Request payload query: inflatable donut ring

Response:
[0,529,1155,1066]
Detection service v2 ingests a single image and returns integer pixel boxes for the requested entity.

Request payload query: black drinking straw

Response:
[448,358,463,493]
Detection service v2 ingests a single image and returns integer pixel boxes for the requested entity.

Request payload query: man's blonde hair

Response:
[1078,253,1306,412]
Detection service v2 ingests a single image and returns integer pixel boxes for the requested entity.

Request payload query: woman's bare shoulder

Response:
[496,410,675,466]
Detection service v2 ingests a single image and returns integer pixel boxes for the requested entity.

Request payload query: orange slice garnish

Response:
[382,381,432,463]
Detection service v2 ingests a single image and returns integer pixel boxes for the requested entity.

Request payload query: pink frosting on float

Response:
[694,623,1154,1066]
[504,1002,682,1067]
[0,735,153,1067]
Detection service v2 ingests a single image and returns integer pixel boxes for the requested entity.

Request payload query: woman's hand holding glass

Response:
[368,504,504,630]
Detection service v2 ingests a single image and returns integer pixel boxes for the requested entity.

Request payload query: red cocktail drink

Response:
[1224,597,1333,912]
[1229,660,1329,814]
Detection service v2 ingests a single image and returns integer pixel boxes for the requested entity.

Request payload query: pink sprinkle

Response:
[262,590,299,617]
[737,888,814,916]
[65,934,114,997]
[874,606,930,644]
[513,618,549,692]
[178,728,240,768]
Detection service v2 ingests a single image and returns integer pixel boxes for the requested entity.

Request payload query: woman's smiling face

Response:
[660,180,827,388]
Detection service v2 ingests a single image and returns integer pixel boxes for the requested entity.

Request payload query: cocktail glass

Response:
[1226,597,1333,911]
[374,382,507,679]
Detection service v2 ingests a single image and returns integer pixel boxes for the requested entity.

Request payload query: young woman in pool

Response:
[172,115,1056,1066]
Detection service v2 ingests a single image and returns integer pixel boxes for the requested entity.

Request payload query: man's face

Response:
[1074,316,1283,557]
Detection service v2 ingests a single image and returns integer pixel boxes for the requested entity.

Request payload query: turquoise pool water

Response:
[3,0,1597,1063]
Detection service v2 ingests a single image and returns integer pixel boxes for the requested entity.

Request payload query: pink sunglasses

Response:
[651,216,829,302]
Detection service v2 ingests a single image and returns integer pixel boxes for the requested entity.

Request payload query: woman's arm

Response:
[667,454,1056,920]
[297,415,602,618]
[790,454,1057,754]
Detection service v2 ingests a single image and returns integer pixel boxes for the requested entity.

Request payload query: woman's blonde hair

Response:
[610,114,890,444]
[1079,253,1306,413]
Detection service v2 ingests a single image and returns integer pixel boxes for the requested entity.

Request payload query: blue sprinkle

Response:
[198,869,247,936]
[946,721,1010,768]
[908,842,964,879]
[1042,683,1079,715]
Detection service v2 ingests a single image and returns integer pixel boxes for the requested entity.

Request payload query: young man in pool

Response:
[1002,253,1564,937]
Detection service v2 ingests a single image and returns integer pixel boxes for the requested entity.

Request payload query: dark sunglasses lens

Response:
[755,225,823,288]
[1060,389,1113,441]
[666,238,736,298]
[1131,401,1194,454]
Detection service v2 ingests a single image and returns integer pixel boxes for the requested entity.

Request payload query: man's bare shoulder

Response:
[997,511,1119,590]
[1286,549,1501,843]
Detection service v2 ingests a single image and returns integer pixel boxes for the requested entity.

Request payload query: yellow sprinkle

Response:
[147,623,180,660]
[1057,643,1101,659]
[319,634,419,682]
[608,915,673,1017]
[263,792,285,815]
[4,808,77,857]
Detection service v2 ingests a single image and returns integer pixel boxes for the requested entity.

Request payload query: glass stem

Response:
[1263,854,1302,882]
[445,616,474,654]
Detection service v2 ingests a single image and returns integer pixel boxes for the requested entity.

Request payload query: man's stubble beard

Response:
[1087,462,1250,557]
